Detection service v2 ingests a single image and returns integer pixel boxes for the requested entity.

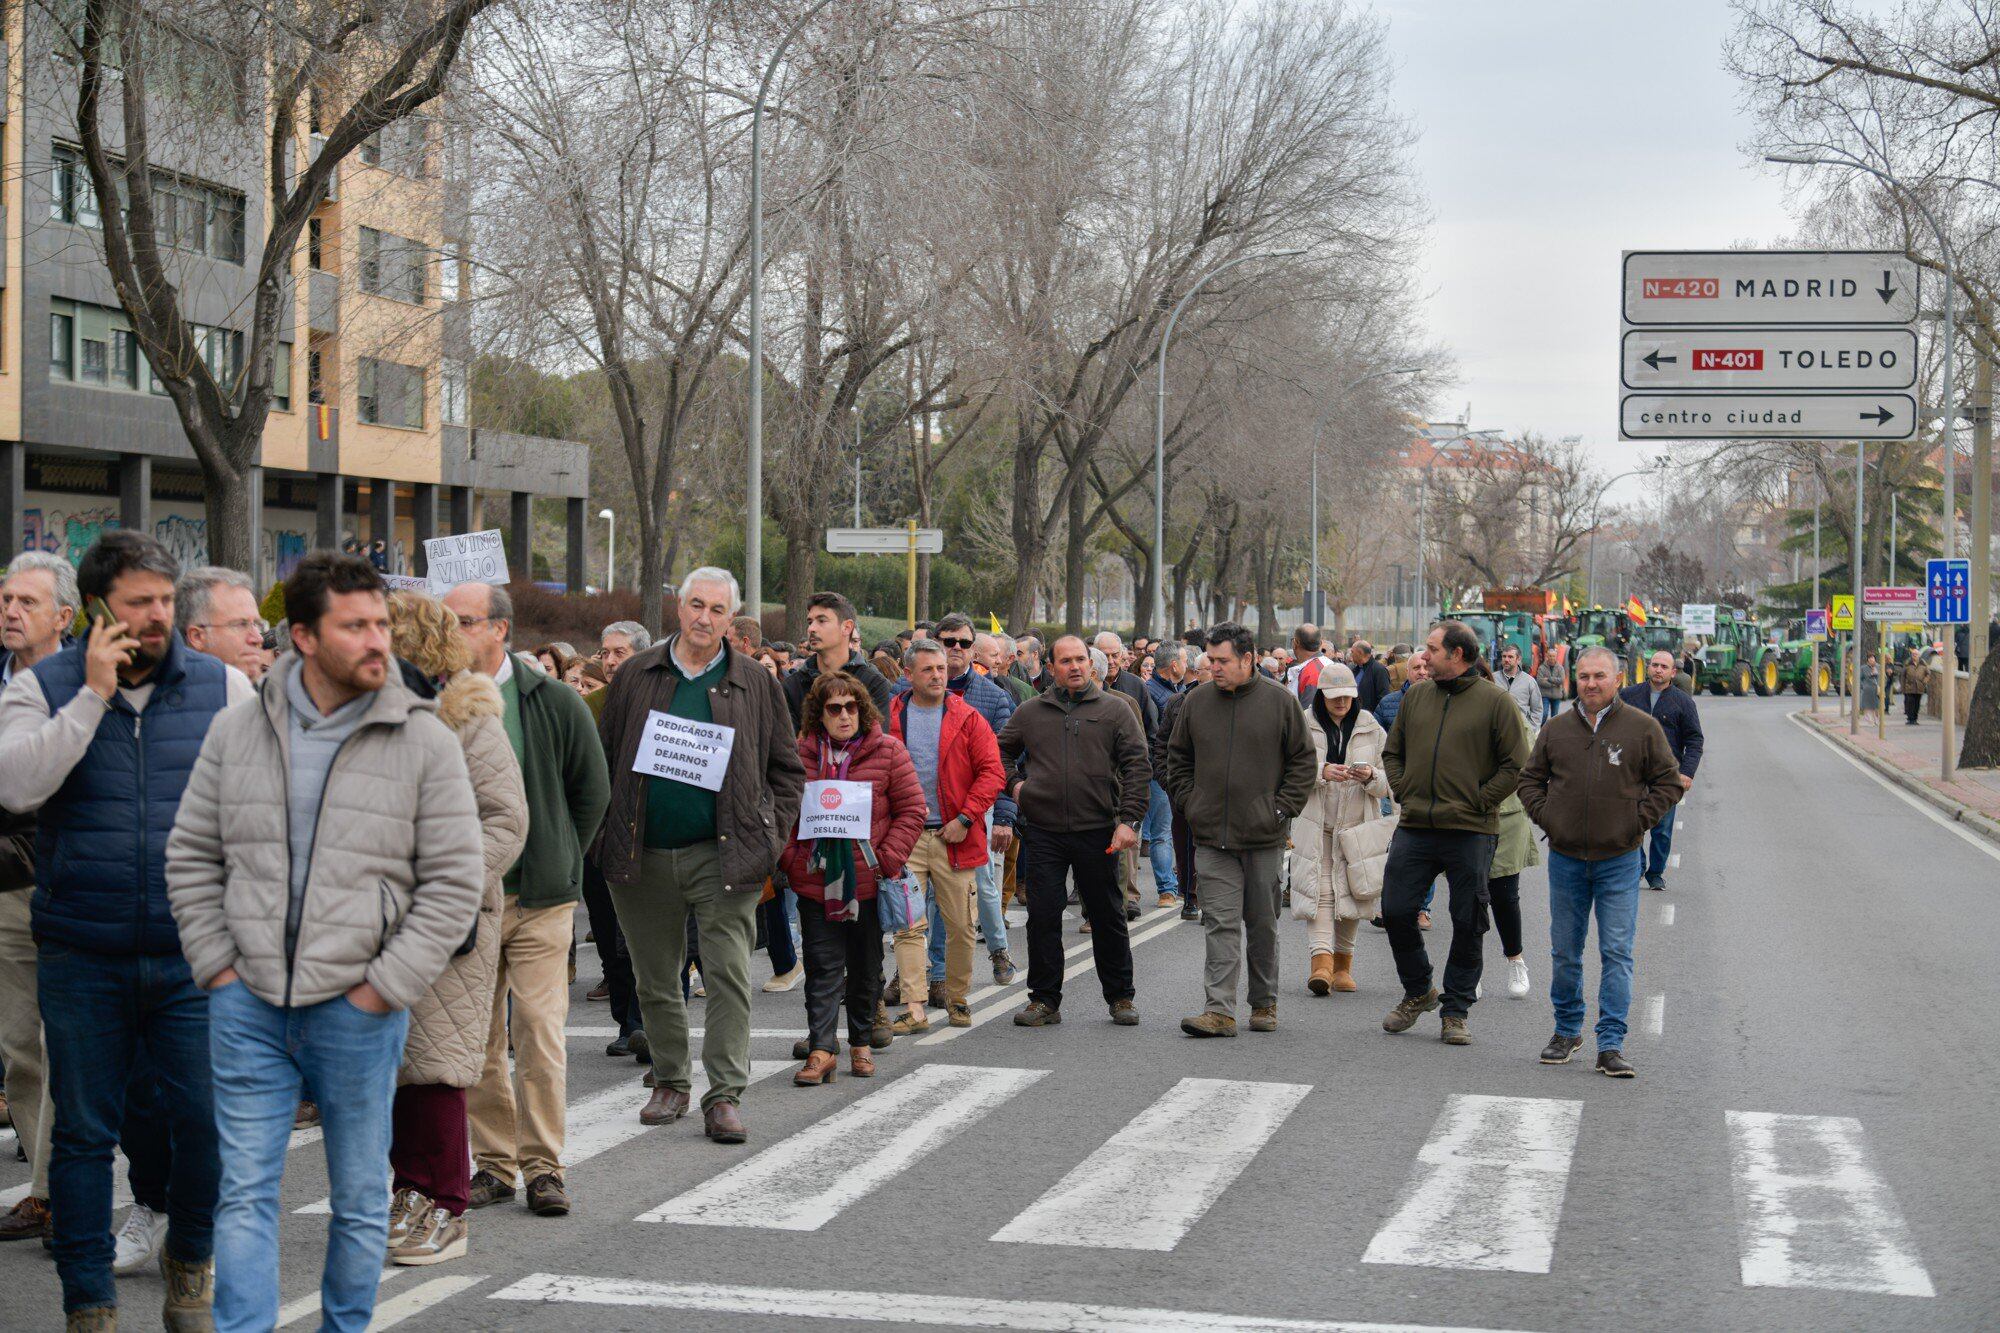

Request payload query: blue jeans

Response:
[1142,781,1178,897]
[39,945,217,1314]
[1645,805,1676,881]
[1543,696,1561,723]
[1547,848,1643,1049]
[975,836,1010,959]
[209,984,408,1333]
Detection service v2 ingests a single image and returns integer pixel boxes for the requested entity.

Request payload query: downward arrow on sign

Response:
[1877,269,1898,304]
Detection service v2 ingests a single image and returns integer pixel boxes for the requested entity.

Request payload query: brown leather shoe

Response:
[794,1051,837,1086]
[640,1086,690,1125]
[0,1195,50,1242]
[704,1100,747,1144]
[849,1045,875,1078]
[526,1173,570,1216]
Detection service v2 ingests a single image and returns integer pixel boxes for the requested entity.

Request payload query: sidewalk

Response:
[1794,705,2000,846]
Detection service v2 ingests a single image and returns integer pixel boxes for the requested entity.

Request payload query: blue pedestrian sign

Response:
[1804,608,1829,641]
[1927,558,1970,625]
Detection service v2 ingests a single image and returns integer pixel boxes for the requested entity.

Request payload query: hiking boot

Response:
[1108,999,1139,1026]
[627,1029,651,1063]
[948,1002,972,1028]
[1180,1010,1237,1038]
[160,1252,214,1332]
[1382,988,1441,1033]
[990,951,1017,985]
[467,1169,516,1209]
[66,1309,116,1332]
[868,1026,893,1050]
[386,1187,429,1247]
[1440,1015,1471,1045]
[1539,1033,1584,1065]
[881,978,902,1007]
[641,1086,690,1125]
[1249,1004,1277,1032]
[391,1206,468,1266]
[704,1101,747,1144]
[1013,1000,1061,1027]
[1156,893,1180,909]
[526,1173,570,1216]
[889,1010,930,1036]
[1597,1049,1637,1079]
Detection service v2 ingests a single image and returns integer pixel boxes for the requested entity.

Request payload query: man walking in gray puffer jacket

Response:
[167,553,483,1333]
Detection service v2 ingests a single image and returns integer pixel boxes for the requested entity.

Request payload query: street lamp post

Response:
[1307,366,1419,627]
[746,0,840,620]
[1153,247,1307,636]
[1769,153,1961,775]
[598,507,616,593]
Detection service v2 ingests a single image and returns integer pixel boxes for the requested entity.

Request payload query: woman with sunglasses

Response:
[777,673,925,1084]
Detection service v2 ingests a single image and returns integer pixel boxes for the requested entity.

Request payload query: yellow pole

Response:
[906,519,918,630]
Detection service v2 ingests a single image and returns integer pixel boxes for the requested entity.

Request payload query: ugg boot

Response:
[1308,954,1335,996]
[1331,952,1357,992]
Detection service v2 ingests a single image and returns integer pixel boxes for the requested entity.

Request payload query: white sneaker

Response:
[762,964,804,993]
[1507,957,1531,999]
[689,967,706,998]
[1474,980,1484,1000]
[111,1203,167,1276]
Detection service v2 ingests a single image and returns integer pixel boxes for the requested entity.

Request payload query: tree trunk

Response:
[636,507,668,637]
[1064,478,1090,635]
[1959,644,2000,767]
[197,451,256,581]
[1007,417,1043,632]
[781,523,818,643]
[1253,528,1279,648]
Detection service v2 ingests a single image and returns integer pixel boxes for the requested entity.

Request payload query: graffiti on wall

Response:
[20,509,313,586]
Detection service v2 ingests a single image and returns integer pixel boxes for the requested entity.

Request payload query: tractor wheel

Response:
[1756,657,1778,697]
[1817,662,1833,694]
[1708,678,1727,696]
[1731,664,1751,697]
[1792,675,1809,696]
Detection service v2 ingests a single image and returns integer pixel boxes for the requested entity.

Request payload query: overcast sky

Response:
[1379,1,1800,504]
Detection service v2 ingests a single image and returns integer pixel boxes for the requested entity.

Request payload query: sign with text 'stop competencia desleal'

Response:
[1619,250,1919,442]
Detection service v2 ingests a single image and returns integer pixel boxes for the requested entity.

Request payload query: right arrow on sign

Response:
[1860,405,1895,425]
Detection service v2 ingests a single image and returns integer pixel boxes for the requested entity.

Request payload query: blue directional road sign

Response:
[1927,558,1970,625]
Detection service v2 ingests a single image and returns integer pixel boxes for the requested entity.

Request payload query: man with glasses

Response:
[178,567,269,684]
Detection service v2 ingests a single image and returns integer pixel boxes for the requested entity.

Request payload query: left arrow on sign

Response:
[1642,350,1678,371]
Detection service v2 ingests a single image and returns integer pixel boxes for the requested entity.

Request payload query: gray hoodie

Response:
[283,665,377,963]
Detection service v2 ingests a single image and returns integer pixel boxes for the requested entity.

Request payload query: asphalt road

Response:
[3,697,1996,1331]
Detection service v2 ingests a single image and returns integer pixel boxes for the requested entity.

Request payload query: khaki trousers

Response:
[0,892,50,1197]
[905,832,977,1007]
[469,899,573,1184]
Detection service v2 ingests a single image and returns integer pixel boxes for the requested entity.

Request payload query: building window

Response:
[442,360,467,425]
[50,311,74,380]
[359,118,428,177]
[307,347,325,404]
[308,217,323,270]
[111,329,141,389]
[50,145,99,226]
[358,356,424,430]
[51,144,244,263]
[358,227,426,304]
[272,345,293,411]
[79,336,107,384]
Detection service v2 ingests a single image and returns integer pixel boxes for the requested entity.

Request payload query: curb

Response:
[1789,710,2000,849]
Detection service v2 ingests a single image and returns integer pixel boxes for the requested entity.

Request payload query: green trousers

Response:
[613,843,760,1108]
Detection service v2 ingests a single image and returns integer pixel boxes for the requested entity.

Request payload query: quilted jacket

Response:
[777,724,926,902]
[399,672,528,1087]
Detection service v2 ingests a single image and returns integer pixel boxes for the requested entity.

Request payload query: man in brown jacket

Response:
[1517,645,1682,1079]
[593,567,805,1143]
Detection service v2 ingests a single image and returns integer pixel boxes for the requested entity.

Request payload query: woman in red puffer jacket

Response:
[778,672,925,1084]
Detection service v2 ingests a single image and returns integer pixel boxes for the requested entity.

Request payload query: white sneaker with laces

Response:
[762,964,804,993]
[111,1203,167,1276]
[1507,957,1531,999]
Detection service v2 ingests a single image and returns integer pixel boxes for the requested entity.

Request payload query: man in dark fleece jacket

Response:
[1519,645,1681,1078]
[1378,620,1530,1046]
[781,591,895,727]
[996,636,1150,1028]
[1163,623,1316,1037]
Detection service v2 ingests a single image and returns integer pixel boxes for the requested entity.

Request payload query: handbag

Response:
[875,870,924,933]
[1337,814,1397,911]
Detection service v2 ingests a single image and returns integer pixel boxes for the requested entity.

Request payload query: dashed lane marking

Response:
[275,1267,408,1328]
[1640,993,1664,1036]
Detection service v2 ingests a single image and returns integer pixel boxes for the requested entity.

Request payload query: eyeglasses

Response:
[197,618,269,636]
[938,636,974,649]
[454,616,493,630]
[822,700,860,716]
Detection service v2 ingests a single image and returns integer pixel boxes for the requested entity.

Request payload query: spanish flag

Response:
[1625,596,1648,625]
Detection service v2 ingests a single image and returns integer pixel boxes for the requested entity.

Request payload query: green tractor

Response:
[1564,609,1652,688]
[1453,609,1542,670]
[1692,608,1781,696]
[1769,618,1835,696]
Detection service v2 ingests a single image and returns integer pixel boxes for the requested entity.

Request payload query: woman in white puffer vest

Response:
[1293,662,1392,995]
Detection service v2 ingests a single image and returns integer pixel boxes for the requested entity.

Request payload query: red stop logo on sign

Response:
[819,788,844,811]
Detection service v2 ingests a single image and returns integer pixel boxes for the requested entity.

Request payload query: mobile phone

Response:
[85,597,137,663]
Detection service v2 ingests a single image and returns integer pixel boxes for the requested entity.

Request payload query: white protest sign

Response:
[423,530,510,593]
[632,710,736,793]
[1680,603,1718,635]
[798,780,873,841]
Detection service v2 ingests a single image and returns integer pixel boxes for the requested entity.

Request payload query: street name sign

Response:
[1680,603,1718,634]
[1863,586,1924,623]
[825,527,943,556]
[1619,392,1916,440]
[1927,557,1970,625]
[1622,251,1918,326]
[1620,328,1916,391]
[1829,595,1855,632]
[1805,608,1829,641]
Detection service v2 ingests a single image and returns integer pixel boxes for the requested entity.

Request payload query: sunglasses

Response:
[938,636,974,649]
[822,699,860,716]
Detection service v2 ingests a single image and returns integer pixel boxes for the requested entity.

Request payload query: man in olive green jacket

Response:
[1378,620,1530,1046]
[1164,623,1316,1036]
[442,583,609,1218]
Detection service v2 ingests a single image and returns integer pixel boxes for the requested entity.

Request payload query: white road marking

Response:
[295,1061,790,1214]
[921,908,1184,1046]
[367,1273,487,1327]
[1362,1094,1582,1274]
[565,1026,804,1040]
[992,1077,1310,1251]
[1640,994,1665,1036]
[275,1268,408,1328]
[1790,710,2000,862]
[1659,903,1676,926]
[638,1063,1045,1231]
[1668,852,1681,868]
[1726,1111,1935,1297]
[487,1273,1540,1332]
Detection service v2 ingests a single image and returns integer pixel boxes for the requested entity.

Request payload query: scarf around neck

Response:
[809,736,863,921]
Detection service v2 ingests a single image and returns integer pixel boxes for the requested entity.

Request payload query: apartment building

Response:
[0,7,592,589]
